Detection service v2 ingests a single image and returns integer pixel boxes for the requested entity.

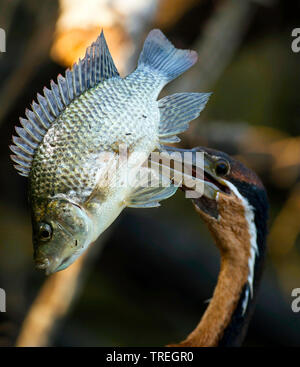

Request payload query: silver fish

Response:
[10,29,211,274]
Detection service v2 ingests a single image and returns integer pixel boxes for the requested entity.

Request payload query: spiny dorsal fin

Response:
[10,30,120,177]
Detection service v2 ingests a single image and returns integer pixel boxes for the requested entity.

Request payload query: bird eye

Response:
[38,223,52,241]
[215,159,230,176]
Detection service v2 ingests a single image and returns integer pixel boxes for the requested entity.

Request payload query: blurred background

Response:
[0,0,300,347]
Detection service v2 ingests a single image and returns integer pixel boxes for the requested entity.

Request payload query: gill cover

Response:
[33,199,94,274]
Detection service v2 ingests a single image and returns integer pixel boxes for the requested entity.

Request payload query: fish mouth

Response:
[35,258,50,270]
[35,254,72,275]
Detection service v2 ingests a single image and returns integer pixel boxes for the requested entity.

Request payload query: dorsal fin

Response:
[10,30,120,177]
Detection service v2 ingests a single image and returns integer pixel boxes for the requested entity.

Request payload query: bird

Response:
[162,145,269,347]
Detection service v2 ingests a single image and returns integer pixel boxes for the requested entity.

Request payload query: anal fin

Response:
[158,92,211,144]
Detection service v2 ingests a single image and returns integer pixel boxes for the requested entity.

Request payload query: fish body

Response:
[10,29,211,274]
[31,73,160,201]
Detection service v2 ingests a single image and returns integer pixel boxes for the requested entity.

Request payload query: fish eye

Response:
[215,159,230,176]
[39,222,52,241]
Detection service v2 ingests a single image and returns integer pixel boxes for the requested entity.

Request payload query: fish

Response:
[10,29,211,275]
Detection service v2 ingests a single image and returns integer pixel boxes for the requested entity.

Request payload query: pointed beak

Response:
[158,145,230,199]
[196,147,231,198]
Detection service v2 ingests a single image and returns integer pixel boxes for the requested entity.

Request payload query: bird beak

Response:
[199,149,231,199]
[158,145,231,200]
[154,145,231,219]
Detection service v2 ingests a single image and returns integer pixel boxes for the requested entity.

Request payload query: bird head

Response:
[190,147,268,237]
[163,145,268,237]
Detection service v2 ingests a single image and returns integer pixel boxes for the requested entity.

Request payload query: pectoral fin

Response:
[127,185,178,208]
[126,167,177,208]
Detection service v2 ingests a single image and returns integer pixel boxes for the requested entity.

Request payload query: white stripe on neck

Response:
[222,180,258,314]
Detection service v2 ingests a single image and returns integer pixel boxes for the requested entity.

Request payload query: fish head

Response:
[31,197,94,275]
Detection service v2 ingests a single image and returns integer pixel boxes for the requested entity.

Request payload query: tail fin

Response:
[138,29,197,85]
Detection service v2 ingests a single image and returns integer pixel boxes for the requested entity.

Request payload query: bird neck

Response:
[177,192,252,347]
[218,181,268,346]
[168,178,268,348]
[165,150,269,347]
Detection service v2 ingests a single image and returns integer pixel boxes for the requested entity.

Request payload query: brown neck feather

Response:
[169,193,251,347]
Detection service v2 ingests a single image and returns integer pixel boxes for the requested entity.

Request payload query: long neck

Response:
[218,181,268,346]
[218,240,266,346]
[170,188,267,347]
[179,249,250,347]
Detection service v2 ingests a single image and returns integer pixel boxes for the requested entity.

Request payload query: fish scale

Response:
[31,79,158,201]
[10,29,211,274]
